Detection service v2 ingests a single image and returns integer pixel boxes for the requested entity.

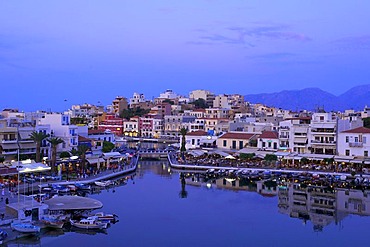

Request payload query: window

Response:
[355,137,359,142]
[345,136,349,143]
[364,137,367,144]
[223,140,227,147]
[365,151,368,157]
[345,150,350,156]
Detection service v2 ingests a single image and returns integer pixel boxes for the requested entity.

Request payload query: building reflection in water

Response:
[182,172,370,231]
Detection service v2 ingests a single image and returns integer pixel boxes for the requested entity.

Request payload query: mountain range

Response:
[244,84,370,112]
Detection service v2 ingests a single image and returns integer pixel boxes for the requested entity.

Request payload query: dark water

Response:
[9,160,370,247]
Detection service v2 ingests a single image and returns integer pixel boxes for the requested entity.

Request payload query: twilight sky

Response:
[1,0,370,112]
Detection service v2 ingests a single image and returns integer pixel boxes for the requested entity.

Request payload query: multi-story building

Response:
[205,108,230,119]
[38,113,79,153]
[203,118,229,135]
[139,116,154,138]
[279,117,311,154]
[159,89,179,99]
[130,92,146,105]
[123,118,139,137]
[309,112,337,155]
[164,115,196,137]
[111,96,128,115]
[98,114,124,136]
[337,127,370,157]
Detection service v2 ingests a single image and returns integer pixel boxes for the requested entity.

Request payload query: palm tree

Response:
[179,127,188,161]
[30,131,49,162]
[78,144,90,174]
[47,137,64,175]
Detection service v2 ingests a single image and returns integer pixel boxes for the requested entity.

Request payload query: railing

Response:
[1,139,17,143]
[349,142,363,147]
[311,140,336,144]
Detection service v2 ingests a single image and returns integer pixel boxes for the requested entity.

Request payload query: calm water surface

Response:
[9,160,370,247]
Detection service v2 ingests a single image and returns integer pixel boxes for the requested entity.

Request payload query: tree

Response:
[300,157,309,165]
[78,145,90,174]
[60,151,71,159]
[0,156,4,164]
[363,117,370,128]
[264,154,277,163]
[163,99,175,105]
[191,98,208,109]
[120,107,150,120]
[30,131,49,162]
[239,153,255,161]
[102,141,115,153]
[47,137,65,175]
[180,127,188,153]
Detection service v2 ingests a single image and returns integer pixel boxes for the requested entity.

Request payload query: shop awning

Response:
[87,158,106,164]
[0,143,19,149]
[19,143,36,149]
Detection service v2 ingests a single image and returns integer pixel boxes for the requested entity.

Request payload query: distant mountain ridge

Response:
[244,84,370,111]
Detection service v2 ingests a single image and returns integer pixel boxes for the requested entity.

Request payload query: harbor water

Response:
[7,160,370,247]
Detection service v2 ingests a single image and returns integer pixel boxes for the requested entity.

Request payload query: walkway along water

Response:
[167,152,370,179]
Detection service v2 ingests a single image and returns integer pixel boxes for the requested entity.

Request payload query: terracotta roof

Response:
[219,132,254,140]
[187,131,208,136]
[78,135,91,142]
[259,131,279,139]
[88,129,105,135]
[342,127,370,134]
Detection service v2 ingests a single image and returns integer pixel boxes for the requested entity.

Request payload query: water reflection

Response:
[181,171,370,231]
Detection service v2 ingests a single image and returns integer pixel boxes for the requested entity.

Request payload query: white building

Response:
[159,89,178,99]
[309,112,337,155]
[37,113,79,153]
[337,127,370,158]
[278,117,311,154]
[130,92,146,105]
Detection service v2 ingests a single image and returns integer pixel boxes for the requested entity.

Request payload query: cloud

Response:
[188,23,311,48]
[332,35,370,50]
[228,24,312,42]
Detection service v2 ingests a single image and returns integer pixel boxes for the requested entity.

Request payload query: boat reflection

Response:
[182,172,370,231]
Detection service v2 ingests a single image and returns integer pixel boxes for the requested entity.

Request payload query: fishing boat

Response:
[94,180,113,187]
[75,183,91,191]
[0,229,8,244]
[70,217,108,229]
[11,222,41,234]
[40,216,64,229]
[92,212,118,223]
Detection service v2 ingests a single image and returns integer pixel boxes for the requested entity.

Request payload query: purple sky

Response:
[1,1,370,111]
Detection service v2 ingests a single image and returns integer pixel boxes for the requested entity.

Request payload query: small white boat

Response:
[11,223,41,234]
[93,212,118,223]
[94,180,113,187]
[70,217,108,229]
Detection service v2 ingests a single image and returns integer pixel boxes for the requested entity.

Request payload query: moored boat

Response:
[75,183,91,190]
[92,212,118,223]
[11,223,41,234]
[40,216,64,229]
[94,180,113,187]
[70,217,108,229]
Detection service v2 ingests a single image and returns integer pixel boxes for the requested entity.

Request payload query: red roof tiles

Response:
[220,132,254,140]
[259,131,279,139]
[342,127,370,134]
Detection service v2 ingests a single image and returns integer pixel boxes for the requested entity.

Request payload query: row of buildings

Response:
[1,89,370,165]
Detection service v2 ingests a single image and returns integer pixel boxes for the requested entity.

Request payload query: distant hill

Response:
[244,85,370,111]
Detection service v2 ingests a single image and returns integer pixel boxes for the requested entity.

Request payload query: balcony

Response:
[1,139,17,144]
[311,140,336,145]
[349,142,363,148]
[279,135,289,139]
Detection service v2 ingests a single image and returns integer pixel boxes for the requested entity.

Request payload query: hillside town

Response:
[1,89,370,175]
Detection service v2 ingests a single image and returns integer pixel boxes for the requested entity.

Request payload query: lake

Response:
[8,160,370,247]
